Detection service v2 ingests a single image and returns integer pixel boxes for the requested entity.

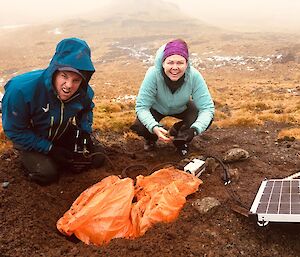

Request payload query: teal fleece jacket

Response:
[135,44,215,134]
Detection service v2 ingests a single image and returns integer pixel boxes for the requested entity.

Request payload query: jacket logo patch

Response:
[42,103,50,113]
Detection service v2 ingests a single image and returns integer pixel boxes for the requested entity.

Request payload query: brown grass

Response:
[1,36,300,150]
[278,128,300,140]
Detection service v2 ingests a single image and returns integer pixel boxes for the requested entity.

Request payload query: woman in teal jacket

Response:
[2,38,104,185]
[131,39,214,156]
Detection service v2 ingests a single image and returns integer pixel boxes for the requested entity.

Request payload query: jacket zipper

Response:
[51,101,64,141]
[56,117,72,140]
[49,93,80,141]
[48,116,54,139]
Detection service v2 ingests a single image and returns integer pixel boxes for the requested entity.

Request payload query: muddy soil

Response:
[1,121,300,257]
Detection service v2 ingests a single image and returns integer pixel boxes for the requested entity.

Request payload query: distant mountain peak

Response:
[93,0,188,22]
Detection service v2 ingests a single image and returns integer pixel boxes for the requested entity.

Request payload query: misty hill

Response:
[1,0,300,85]
[59,0,218,39]
[0,0,218,49]
[94,0,186,21]
[0,0,219,77]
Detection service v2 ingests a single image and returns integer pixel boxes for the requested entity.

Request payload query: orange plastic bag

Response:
[57,175,135,245]
[57,167,202,245]
[130,168,202,236]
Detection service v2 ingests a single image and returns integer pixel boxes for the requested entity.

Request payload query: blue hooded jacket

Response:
[136,44,215,134]
[2,38,95,153]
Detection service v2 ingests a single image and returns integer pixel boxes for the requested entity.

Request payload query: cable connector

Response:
[224,180,231,186]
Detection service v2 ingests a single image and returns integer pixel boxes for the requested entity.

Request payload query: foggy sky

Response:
[168,0,300,32]
[0,0,110,25]
[1,0,300,32]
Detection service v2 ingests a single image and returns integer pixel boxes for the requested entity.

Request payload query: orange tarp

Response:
[57,167,202,245]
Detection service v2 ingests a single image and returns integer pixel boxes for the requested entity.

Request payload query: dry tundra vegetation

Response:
[2,30,300,151]
[1,5,300,255]
[0,18,300,151]
[1,58,300,150]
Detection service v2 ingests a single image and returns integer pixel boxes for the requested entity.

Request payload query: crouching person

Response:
[1,38,105,185]
[131,39,215,156]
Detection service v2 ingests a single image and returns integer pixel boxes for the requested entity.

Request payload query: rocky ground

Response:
[1,121,300,257]
[1,2,300,256]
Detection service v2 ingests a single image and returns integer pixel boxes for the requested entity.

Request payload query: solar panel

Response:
[249,179,300,226]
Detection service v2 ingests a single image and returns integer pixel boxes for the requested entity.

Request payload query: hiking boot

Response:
[176,143,189,157]
[144,139,156,151]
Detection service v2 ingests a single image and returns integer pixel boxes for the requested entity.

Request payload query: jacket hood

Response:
[45,38,95,92]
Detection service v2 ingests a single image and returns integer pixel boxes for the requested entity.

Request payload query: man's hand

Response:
[48,146,74,164]
[153,126,172,142]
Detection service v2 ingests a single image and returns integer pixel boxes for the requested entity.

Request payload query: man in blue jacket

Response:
[131,39,214,156]
[2,38,104,185]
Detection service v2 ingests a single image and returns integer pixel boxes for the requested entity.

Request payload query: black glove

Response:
[48,145,74,164]
[169,121,184,137]
[175,125,198,143]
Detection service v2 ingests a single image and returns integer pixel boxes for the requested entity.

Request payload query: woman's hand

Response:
[153,126,173,143]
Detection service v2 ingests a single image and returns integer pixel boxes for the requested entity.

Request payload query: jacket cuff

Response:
[150,123,163,133]
[191,126,200,135]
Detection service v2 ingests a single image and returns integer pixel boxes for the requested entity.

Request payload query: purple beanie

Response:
[163,39,189,61]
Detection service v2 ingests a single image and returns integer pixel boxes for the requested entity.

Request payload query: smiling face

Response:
[162,55,188,81]
[53,71,83,101]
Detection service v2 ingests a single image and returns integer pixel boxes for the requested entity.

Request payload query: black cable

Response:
[121,164,149,178]
[84,148,249,210]
[226,183,249,209]
[83,151,115,171]
[206,155,249,210]
[206,155,231,184]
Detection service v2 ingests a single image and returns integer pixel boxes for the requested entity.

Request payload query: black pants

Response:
[19,125,105,185]
[130,101,199,143]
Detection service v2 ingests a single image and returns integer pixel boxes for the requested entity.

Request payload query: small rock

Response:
[223,148,250,163]
[192,197,220,214]
[2,182,10,188]
[205,157,219,173]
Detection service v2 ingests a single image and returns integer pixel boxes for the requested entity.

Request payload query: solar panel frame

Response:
[249,179,300,225]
